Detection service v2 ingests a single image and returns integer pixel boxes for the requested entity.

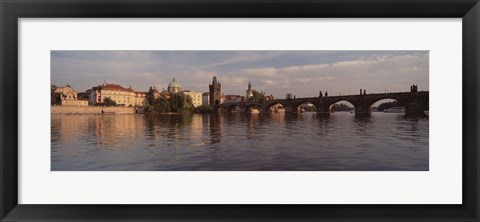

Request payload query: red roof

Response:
[100,84,134,92]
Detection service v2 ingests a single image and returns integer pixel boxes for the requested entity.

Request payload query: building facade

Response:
[54,85,88,106]
[182,91,203,108]
[88,86,101,105]
[225,95,243,104]
[134,91,148,107]
[209,76,222,106]
[98,84,135,106]
[88,83,147,107]
[202,92,209,106]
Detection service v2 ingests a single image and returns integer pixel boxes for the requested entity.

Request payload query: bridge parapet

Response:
[216,91,428,116]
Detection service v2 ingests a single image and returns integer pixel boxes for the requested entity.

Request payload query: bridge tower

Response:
[404,87,428,116]
[209,76,221,106]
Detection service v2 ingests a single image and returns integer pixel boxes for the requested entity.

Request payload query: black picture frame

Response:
[1,0,479,221]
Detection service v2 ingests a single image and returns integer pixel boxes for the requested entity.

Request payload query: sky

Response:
[51,50,429,99]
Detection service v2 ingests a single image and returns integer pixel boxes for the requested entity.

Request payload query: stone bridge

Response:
[217,90,428,116]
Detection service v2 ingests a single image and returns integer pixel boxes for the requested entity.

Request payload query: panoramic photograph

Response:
[51,50,429,171]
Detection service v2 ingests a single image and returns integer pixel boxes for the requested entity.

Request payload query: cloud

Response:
[193,71,216,79]
[51,50,429,99]
[244,67,277,77]
[262,80,276,85]
[200,51,284,69]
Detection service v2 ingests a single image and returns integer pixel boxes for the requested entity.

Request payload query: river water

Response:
[51,112,428,171]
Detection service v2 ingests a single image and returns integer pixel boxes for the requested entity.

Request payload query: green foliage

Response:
[169,93,194,113]
[103,97,117,106]
[145,93,194,114]
[153,97,171,113]
[377,101,403,111]
[331,103,354,112]
[144,104,155,113]
[147,88,156,106]
[248,90,265,102]
[194,105,212,114]
[50,85,61,105]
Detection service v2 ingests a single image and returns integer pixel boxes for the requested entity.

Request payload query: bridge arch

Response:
[322,98,356,113]
[294,101,319,113]
[265,102,287,113]
[225,104,241,113]
[328,100,355,113]
[369,98,406,113]
[216,91,428,116]
[245,103,263,113]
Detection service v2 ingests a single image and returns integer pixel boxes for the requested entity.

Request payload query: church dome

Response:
[167,77,182,93]
[168,77,181,88]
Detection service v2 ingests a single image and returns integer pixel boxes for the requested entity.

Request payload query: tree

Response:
[194,105,212,114]
[153,97,171,113]
[377,101,403,111]
[50,85,62,105]
[331,103,353,112]
[169,93,194,113]
[147,88,157,106]
[248,90,265,102]
[103,97,117,106]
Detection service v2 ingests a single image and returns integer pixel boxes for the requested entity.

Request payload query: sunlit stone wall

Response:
[51,106,136,115]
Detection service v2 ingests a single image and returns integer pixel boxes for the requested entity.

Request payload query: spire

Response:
[212,76,217,84]
[248,81,251,90]
[173,76,176,82]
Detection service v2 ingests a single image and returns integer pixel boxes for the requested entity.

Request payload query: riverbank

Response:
[51,106,136,115]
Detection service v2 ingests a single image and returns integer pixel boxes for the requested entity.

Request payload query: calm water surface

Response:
[51,112,428,171]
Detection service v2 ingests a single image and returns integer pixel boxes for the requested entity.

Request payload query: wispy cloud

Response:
[51,50,428,98]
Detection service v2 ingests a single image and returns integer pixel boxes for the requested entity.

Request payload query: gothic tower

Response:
[209,76,221,106]
[246,81,253,99]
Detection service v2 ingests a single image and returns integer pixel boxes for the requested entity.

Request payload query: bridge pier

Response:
[354,104,371,116]
[404,103,426,116]
[316,106,331,116]
[316,112,331,117]
[354,112,371,117]
[404,96,427,116]
[284,106,296,113]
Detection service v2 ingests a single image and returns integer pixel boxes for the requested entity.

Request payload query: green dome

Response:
[168,77,181,88]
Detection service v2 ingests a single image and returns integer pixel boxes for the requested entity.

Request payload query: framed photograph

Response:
[1,0,479,221]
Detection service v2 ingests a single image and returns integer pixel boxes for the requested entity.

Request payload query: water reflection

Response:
[51,112,429,171]
[209,114,222,145]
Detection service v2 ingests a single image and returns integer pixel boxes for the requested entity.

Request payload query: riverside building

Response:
[88,83,147,107]
[53,84,88,106]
